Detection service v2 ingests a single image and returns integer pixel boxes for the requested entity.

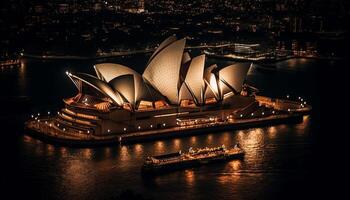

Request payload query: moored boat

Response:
[142,144,244,174]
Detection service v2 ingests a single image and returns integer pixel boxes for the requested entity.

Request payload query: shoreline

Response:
[24,112,308,147]
[20,52,343,64]
[206,53,344,63]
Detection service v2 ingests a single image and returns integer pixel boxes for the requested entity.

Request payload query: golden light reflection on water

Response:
[236,128,265,147]
[46,144,55,156]
[295,115,310,133]
[154,141,165,154]
[268,126,277,139]
[207,134,213,145]
[217,161,243,184]
[228,160,242,171]
[63,159,95,196]
[190,136,196,145]
[134,144,143,156]
[173,139,181,150]
[184,170,195,186]
[60,147,67,157]
[83,148,93,159]
[235,128,265,164]
[120,146,130,161]
[222,132,231,143]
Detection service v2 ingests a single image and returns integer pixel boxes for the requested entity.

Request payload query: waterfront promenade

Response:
[25,105,310,146]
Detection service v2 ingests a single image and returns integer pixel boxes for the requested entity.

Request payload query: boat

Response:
[0,59,20,67]
[141,144,244,174]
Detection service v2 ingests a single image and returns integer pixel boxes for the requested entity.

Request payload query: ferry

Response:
[142,144,244,174]
[0,59,20,67]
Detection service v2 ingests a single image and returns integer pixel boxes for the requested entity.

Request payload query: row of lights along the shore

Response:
[286,94,307,104]
[30,94,308,134]
[31,111,167,134]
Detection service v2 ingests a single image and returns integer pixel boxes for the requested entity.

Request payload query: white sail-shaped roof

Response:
[94,63,144,103]
[143,38,186,104]
[179,83,194,103]
[218,63,251,97]
[67,72,124,106]
[203,64,220,100]
[204,86,216,99]
[181,55,205,104]
[148,35,177,64]
[94,63,139,82]
[109,74,135,108]
[204,64,217,83]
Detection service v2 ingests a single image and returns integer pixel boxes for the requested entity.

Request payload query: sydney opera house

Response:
[47,36,263,136]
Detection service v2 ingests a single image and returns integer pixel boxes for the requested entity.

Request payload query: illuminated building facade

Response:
[59,36,256,135]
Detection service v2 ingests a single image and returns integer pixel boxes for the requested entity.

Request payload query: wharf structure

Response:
[25,36,311,145]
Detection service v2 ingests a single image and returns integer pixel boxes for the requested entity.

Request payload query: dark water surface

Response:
[1,56,333,199]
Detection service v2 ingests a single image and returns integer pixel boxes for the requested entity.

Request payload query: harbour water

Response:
[1,56,331,199]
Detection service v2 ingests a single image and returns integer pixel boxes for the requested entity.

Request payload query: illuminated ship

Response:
[142,144,244,174]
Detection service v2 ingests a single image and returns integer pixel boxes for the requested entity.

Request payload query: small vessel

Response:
[0,59,20,67]
[142,144,244,174]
